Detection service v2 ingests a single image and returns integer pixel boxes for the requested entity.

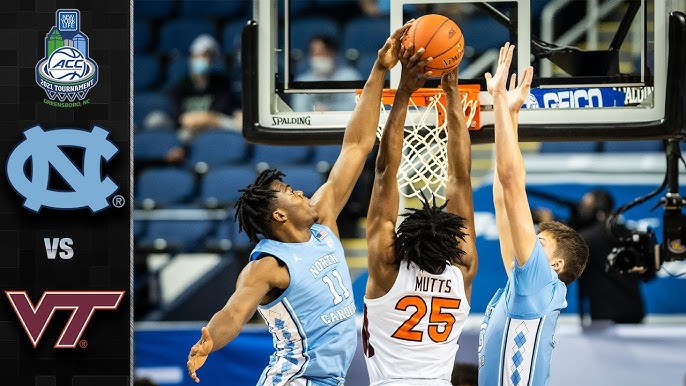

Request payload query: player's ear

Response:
[550,257,565,273]
[272,209,287,223]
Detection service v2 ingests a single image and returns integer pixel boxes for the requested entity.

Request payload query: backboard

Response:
[242,0,686,144]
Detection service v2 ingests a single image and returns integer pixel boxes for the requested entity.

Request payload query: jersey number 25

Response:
[392,296,461,343]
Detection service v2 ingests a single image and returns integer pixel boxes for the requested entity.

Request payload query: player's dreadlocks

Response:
[234,169,285,243]
[395,193,468,274]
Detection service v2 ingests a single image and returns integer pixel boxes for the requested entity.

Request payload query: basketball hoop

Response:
[355,85,480,201]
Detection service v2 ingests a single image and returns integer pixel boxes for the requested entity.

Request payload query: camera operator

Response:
[577,189,646,324]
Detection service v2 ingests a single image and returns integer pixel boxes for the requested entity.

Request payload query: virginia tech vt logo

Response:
[6,125,119,213]
[35,9,98,107]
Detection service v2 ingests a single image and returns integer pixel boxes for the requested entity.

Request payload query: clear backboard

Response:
[242,0,686,144]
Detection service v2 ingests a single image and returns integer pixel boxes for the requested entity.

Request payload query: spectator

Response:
[291,35,361,112]
[576,189,646,324]
[171,35,241,136]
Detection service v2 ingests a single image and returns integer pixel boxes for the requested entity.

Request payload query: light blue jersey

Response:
[478,239,567,386]
[251,224,357,386]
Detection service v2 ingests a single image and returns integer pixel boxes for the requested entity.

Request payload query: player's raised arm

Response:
[311,21,413,233]
[366,45,431,297]
[186,256,289,383]
[442,68,477,299]
[485,43,535,266]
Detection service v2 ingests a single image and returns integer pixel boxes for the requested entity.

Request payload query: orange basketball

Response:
[402,14,464,77]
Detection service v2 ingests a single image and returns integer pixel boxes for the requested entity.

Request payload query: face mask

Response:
[310,57,334,75]
[190,58,211,75]
[575,203,597,228]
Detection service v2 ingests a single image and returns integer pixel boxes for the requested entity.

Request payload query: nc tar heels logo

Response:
[6,126,119,213]
[35,9,98,106]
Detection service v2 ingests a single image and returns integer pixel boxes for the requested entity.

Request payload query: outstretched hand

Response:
[377,19,415,70]
[397,44,432,95]
[187,327,214,383]
[484,42,534,113]
[484,42,515,95]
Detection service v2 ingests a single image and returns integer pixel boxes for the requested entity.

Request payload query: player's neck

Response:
[272,224,312,244]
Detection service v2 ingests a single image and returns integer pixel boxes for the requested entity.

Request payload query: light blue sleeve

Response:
[506,239,558,318]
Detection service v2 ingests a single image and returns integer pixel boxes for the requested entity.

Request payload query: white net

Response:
[369,90,478,200]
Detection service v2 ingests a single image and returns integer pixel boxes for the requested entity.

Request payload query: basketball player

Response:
[362,46,478,385]
[478,42,589,386]
[186,21,415,386]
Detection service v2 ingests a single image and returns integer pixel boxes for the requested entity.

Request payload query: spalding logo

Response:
[6,125,119,213]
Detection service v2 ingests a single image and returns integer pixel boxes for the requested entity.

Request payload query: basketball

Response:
[402,14,464,77]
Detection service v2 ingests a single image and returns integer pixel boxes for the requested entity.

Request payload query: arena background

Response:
[132,1,686,385]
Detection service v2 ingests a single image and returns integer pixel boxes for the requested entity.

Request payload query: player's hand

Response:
[187,327,214,383]
[398,44,432,95]
[484,42,515,95]
[506,66,533,113]
[377,19,414,70]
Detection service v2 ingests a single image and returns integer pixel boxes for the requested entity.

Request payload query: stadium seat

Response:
[134,0,176,20]
[312,145,342,172]
[222,20,247,56]
[279,165,324,197]
[158,19,215,55]
[179,0,247,19]
[289,17,339,55]
[135,167,196,208]
[134,22,152,53]
[251,144,312,168]
[134,55,160,90]
[460,16,509,54]
[163,56,188,90]
[203,220,233,252]
[138,219,216,253]
[539,141,599,153]
[198,166,256,208]
[134,220,147,240]
[186,130,249,171]
[603,140,664,153]
[342,17,390,58]
[134,130,181,162]
[134,92,173,130]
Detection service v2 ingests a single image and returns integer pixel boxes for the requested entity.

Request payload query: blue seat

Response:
[342,17,390,56]
[134,0,176,20]
[461,16,509,54]
[289,17,339,54]
[134,22,152,53]
[163,56,188,90]
[134,220,147,240]
[251,145,312,168]
[134,131,181,162]
[603,140,664,152]
[280,165,324,197]
[134,55,160,90]
[198,166,256,208]
[187,130,249,170]
[179,0,247,19]
[138,219,216,253]
[539,141,599,153]
[135,167,196,208]
[312,145,341,171]
[134,92,173,130]
[158,19,215,54]
[222,20,247,56]
[231,216,254,251]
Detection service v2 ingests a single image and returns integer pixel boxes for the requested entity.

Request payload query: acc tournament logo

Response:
[6,125,121,213]
[35,9,98,108]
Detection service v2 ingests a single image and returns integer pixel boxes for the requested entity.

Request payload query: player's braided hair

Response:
[234,169,285,243]
[395,193,468,274]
